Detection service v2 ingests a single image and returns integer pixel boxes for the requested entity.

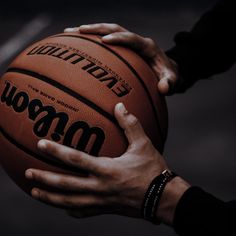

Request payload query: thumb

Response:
[114,103,147,145]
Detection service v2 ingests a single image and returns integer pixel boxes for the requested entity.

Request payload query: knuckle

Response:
[127,32,137,40]
[141,136,152,147]
[45,141,54,153]
[87,196,97,206]
[49,144,64,158]
[100,23,108,29]
[33,172,45,182]
[99,23,118,31]
[111,23,121,30]
[93,159,111,176]
[58,177,69,189]
[144,37,155,47]
[92,178,105,192]
[98,182,108,193]
[38,191,47,201]
[127,115,139,128]
[135,137,152,151]
[144,37,157,57]
[113,32,126,40]
[63,197,74,208]
[107,166,119,180]
[100,160,117,178]
[100,167,121,190]
[100,165,112,177]
[68,153,80,165]
[96,197,107,206]
[101,182,116,197]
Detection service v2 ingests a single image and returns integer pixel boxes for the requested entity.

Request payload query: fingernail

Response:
[117,103,128,115]
[158,78,170,94]
[64,27,79,33]
[37,140,47,150]
[31,188,40,199]
[25,169,33,179]
[102,35,114,40]
[79,25,90,29]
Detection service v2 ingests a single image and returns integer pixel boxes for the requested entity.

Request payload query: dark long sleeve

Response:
[167,2,236,234]
[173,186,236,236]
[166,0,236,92]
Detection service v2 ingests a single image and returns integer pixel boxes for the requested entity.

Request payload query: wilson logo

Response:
[1,81,105,156]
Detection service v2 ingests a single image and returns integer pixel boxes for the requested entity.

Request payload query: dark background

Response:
[1,0,236,235]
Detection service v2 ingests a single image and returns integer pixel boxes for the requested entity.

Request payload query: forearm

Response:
[156,176,190,225]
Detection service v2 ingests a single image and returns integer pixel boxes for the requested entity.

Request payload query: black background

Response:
[1,0,236,236]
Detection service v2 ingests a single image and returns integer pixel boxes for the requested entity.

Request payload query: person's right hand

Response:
[64,23,179,95]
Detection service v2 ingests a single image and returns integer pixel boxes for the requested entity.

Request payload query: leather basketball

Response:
[0,33,168,194]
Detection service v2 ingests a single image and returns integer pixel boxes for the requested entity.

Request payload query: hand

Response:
[64,23,179,95]
[25,103,190,224]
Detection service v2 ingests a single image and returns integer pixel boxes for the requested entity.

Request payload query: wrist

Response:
[156,176,191,225]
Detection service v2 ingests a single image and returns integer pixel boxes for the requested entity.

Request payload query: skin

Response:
[25,103,190,225]
[26,24,190,226]
[65,23,179,95]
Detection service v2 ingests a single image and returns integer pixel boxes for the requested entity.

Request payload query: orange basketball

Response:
[0,33,168,194]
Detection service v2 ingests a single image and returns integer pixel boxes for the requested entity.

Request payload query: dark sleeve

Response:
[173,186,236,236]
[166,0,236,92]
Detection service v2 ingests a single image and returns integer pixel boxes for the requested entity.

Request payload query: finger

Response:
[78,23,126,35]
[25,169,102,193]
[102,32,157,59]
[37,140,104,174]
[114,103,148,145]
[157,76,177,95]
[64,27,80,33]
[158,78,171,95]
[31,188,104,209]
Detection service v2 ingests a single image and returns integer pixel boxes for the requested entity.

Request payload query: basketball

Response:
[0,33,168,194]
